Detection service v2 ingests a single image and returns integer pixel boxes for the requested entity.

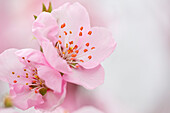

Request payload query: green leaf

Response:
[33,15,37,20]
[47,2,52,13]
[42,3,47,12]
[39,88,47,96]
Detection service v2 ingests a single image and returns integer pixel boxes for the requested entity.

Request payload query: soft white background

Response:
[0,0,170,113]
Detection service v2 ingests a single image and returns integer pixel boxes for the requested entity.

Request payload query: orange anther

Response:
[59,35,61,38]
[88,55,92,59]
[91,47,95,50]
[74,45,78,49]
[79,32,82,36]
[76,65,79,68]
[17,75,20,78]
[84,49,88,52]
[29,87,32,90]
[26,75,28,78]
[24,69,26,71]
[13,80,17,83]
[80,26,83,31]
[64,31,67,35]
[86,43,89,47]
[32,81,36,84]
[88,31,92,35]
[69,41,73,45]
[58,40,62,44]
[55,46,59,49]
[61,23,66,28]
[66,43,68,48]
[27,60,31,63]
[35,90,38,93]
[69,31,72,34]
[12,72,15,74]
[71,54,77,57]
[75,50,79,53]
[22,57,25,59]
[80,60,84,62]
[71,58,74,60]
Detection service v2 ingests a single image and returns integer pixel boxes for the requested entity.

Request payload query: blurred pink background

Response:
[0,0,170,113]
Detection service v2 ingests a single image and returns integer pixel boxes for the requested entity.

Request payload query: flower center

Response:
[55,23,95,68]
[12,57,48,96]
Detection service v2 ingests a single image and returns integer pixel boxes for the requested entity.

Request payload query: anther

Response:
[84,49,88,52]
[22,57,25,59]
[69,31,72,34]
[59,35,61,38]
[32,81,36,84]
[26,83,28,85]
[71,58,74,60]
[88,31,92,35]
[74,45,78,49]
[13,80,17,83]
[62,52,65,54]
[86,43,89,47]
[66,43,68,48]
[17,75,20,78]
[79,32,82,36]
[27,60,30,63]
[64,31,67,35]
[71,54,77,57]
[61,23,66,28]
[91,47,95,50]
[24,69,26,71]
[35,90,38,93]
[80,60,84,62]
[58,40,62,44]
[75,50,79,53]
[88,56,92,60]
[69,41,73,45]
[12,72,15,74]
[80,26,83,31]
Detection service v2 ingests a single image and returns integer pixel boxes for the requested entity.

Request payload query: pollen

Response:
[61,23,66,28]
[88,31,92,35]
[26,75,28,78]
[59,35,61,38]
[88,55,92,59]
[17,75,20,78]
[13,80,17,83]
[22,57,25,59]
[79,32,82,36]
[69,41,73,45]
[69,31,72,34]
[62,52,65,54]
[84,49,88,52]
[24,69,26,71]
[70,47,73,50]
[26,83,28,85]
[12,72,15,74]
[86,43,89,47]
[80,26,83,31]
[76,65,79,68]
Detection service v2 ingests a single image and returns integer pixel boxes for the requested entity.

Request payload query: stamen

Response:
[79,32,82,36]
[17,75,20,78]
[74,45,78,49]
[88,55,92,59]
[66,43,68,48]
[24,69,26,71]
[22,57,25,59]
[64,31,67,35]
[62,52,65,54]
[69,41,73,45]
[12,72,15,74]
[84,49,88,52]
[71,54,77,57]
[59,35,61,38]
[13,80,17,83]
[58,40,62,44]
[91,47,95,50]
[61,23,66,28]
[88,31,92,35]
[86,43,89,47]
[80,60,84,62]
[26,83,28,85]
[35,90,38,93]
[69,31,72,34]
[75,50,79,53]
[80,26,83,31]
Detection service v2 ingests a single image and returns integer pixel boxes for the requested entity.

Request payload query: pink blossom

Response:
[0,49,66,111]
[32,2,116,90]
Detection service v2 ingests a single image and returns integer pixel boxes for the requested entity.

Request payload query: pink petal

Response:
[78,27,117,69]
[73,106,104,113]
[0,49,24,82]
[51,2,90,46]
[15,49,48,66]
[63,65,104,89]
[32,12,59,45]
[41,41,72,74]
[10,84,44,110]
[37,65,63,93]
[35,82,67,111]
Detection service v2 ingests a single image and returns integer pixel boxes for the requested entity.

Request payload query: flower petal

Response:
[37,65,63,93]
[73,106,104,113]
[41,41,72,74]
[78,27,117,69]
[51,2,90,46]
[32,12,59,45]
[15,49,48,66]
[0,49,24,82]
[35,82,67,111]
[10,84,44,110]
[63,65,104,89]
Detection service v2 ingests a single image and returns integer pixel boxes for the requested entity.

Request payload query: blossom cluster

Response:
[0,2,116,113]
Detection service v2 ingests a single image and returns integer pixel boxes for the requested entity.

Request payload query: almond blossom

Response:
[0,49,66,111]
[32,2,116,89]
